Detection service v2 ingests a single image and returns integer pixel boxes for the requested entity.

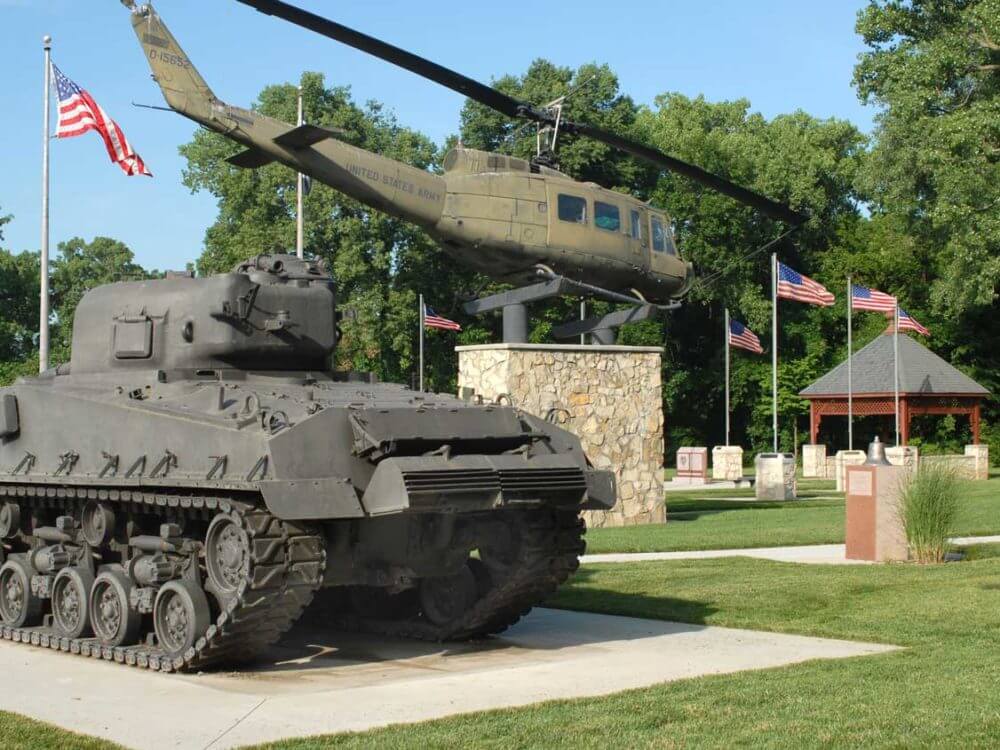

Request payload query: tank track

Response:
[330,508,586,641]
[0,484,325,672]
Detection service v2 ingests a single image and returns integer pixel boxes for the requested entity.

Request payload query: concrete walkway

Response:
[581,535,1000,566]
[0,608,897,749]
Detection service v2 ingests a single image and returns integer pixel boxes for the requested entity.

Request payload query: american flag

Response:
[52,64,151,177]
[729,319,763,354]
[896,308,930,336]
[776,262,834,307]
[423,304,461,332]
[851,283,896,313]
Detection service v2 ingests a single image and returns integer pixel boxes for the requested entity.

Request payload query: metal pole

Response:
[894,302,900,445]
[295,85,304,259]
[39,36,52,374]
[418,293,425,392]
[724,308,731,447]
[772,253,779,452]
[847,276,853,451]
[579,300,585,345]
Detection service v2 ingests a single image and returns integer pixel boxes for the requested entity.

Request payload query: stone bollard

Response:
[675,447,709,485]
[886,446,919,473]
[965,444,990,480]
[802,444,826,479]
[755,453,796,500]
[823,457,837,480]
[835,450,867,492]
[711,446,744,481]
[845,463,908,562]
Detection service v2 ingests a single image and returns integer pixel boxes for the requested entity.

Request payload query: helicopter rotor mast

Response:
[234,0,807,226]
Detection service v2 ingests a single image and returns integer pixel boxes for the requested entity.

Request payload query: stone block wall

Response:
[457,344,665,528]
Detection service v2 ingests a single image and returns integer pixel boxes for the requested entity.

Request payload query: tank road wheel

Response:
[52,567,95,638]
[153,580,210,659]
[205,514,250,598]
[419,566,478,627]
[90,569,141,647]
[0,557,43,628]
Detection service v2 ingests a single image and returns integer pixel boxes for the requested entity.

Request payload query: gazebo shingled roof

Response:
[799,334,989,445]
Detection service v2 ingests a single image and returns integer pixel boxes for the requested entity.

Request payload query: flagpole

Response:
[418,293,425,392]
[847,276,853,451]
[39,36,52,374]
[295,85,304,260]
[724,308,731,447]
[894,302,900,445]
[771,253,779,452]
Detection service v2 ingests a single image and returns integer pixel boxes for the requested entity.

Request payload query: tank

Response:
[0,255,615,672]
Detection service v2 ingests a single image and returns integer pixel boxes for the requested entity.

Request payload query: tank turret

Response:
[70,254,338,375]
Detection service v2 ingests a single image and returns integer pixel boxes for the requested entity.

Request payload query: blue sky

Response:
[1,0,875,272]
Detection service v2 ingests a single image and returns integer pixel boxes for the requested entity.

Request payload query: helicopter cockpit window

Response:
[594,202,621,232]
[557,194,588,224]
[651,216,670,253]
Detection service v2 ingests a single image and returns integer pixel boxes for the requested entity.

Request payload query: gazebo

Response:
[800,334,989,445]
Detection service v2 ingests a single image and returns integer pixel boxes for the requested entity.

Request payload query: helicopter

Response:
[123,0,804,305]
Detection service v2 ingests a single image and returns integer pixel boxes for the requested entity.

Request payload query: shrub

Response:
[899,463,963,563]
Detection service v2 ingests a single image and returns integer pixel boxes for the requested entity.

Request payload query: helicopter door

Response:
[547,191,592,268]
[590,199,629,263]
[627,207,650,271]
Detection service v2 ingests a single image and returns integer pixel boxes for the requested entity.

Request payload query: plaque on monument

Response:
[676,447,708,484]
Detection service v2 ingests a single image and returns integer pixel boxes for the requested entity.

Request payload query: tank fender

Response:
[582,469,616,510]
[258,477,364,520]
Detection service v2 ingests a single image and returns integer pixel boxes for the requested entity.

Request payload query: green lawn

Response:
[584,475,1000,553]
[261,550,1000,748]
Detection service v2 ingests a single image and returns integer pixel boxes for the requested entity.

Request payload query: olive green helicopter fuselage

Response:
[129,4,694,303]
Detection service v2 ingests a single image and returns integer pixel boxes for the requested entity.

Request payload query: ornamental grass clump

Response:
[899,463,962,564]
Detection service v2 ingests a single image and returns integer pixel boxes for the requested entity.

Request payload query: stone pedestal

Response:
[965,444,990,480]
[886,446,919,473]
[457,344,664,528]
[676,447,708,484]
[845,465,908,562]
[823,457,837,480]
[755,453,796,500]
[802,444,826,479]
[835,450,867,492]
[712,446,744,481]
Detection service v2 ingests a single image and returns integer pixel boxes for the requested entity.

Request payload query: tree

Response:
[855,0,1000,318]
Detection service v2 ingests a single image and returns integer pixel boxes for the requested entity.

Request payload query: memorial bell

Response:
[865,436,892,466]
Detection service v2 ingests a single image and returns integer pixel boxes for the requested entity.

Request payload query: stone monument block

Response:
[835,450,867,492]
[755,453,796,500]
[886,445,919,473]
[802,444,826,479]
[712,446,744,481]
[965,444,990,480]
[676,447,708,483]
[845,464,908,562]
[457,343,664,528]
[823,457,836,480]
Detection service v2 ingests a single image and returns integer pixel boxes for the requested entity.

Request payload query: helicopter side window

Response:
[630,210,642,240]
[594,202,621,232]
[557,194,588,224]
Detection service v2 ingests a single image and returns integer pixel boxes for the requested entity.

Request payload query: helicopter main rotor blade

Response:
[234,0,539,121]
[566,122,808,225]
[235,0,807,225]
